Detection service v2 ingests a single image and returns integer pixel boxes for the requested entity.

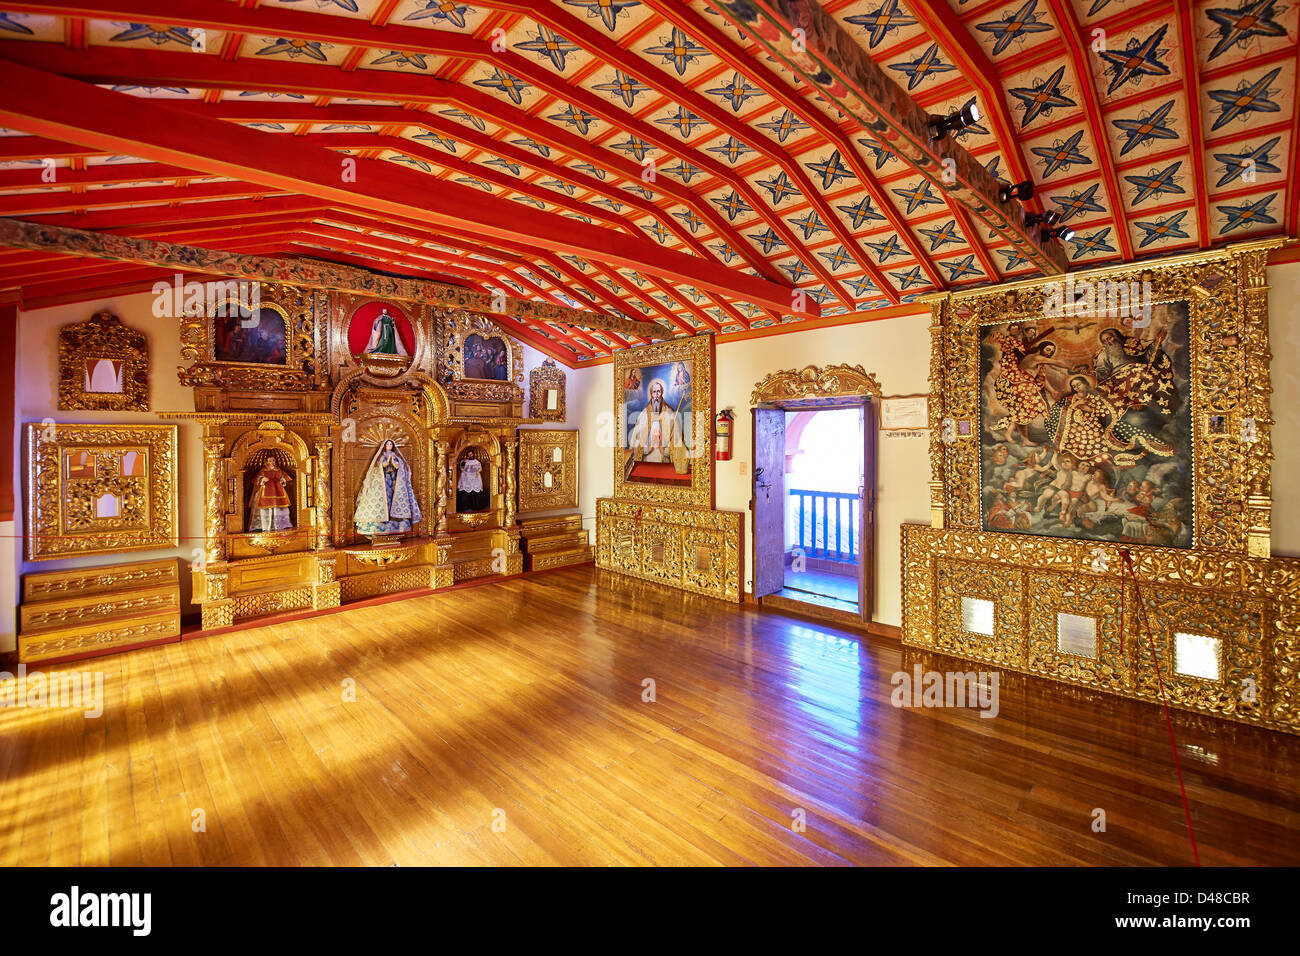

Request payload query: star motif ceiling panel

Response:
[0,0,1293,365]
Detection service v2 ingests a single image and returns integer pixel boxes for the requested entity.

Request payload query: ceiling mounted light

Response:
[1043,225,1076,243]
[929,101,980,141]
[998,180,1034,203]
[1025,211,1059,228]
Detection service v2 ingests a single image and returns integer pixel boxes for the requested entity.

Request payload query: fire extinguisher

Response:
[715,409,734,461]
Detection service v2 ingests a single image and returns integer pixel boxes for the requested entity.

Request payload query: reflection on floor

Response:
[778,566,859,613]
[6,564,1298,865]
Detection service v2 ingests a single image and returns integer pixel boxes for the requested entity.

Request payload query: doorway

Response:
[752,396,877,624]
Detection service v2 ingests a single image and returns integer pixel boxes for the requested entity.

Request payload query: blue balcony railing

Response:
[788,489,860,562]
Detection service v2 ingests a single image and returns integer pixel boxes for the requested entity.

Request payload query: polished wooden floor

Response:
[2,566,1297,866]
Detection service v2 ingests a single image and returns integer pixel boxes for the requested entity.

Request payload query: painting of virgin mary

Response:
[353,439,422,539]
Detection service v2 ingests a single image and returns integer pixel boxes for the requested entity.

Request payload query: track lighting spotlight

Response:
[1025,211,1059,228]
[929,101,981,140]
[998,180,1034,203]
[1043,226,1075,243]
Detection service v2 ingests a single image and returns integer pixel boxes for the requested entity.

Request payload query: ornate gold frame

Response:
[613,334,714,509]
[179,282,327,391]
[58,310,149,412]
[528,358,567,422]
[927,239,1280,557]
[332,295,433,387]
[24,422,178,561]
[751,363,882,406]
[902,524,1300,735]
[437,309,525,408]
[518,428,578,513]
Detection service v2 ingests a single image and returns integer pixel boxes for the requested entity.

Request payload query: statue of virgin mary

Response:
[354,439,422,540]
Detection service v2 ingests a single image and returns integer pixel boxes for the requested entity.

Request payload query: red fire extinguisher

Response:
[715,409,734,461]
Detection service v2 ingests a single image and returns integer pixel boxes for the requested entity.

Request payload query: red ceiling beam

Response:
[2,41,789,290]
[0,56,812,318]
[5,0,829,298]
[709,0,1069,275]
[25,195,327,231]
[0,180,289,217]
[1046,0,1135,262]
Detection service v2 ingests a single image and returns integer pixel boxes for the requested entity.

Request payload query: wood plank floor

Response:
[2,565,1297,866]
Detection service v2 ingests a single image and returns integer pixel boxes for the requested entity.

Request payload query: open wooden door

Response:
[752,407,786,599]
[859,399,878,622]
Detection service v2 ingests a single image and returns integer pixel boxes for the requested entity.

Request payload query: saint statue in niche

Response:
[354,439,422,539]
[248,457,293,532]
[365,308,409,357]
[456,453,488,513]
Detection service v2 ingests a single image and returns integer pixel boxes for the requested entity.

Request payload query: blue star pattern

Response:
[1125,161,1185,204]
[562,0,640,32]
[845,0,916,47]
[1112,99,1178,156]
[1134,210,1191,248]
[643,28,707,77]
[891,179,942,213]
[888,43,954,91]
[757,171,801,205]
[1214,137,1282,187]
[593,71,649,108]
[920,220,963,250]
[1205,1,1288,61]
[1208,67,1282,130]
[1217,193,1278,233]
[976,1,1053,56]
[706,71,762,111]
[406,2,474,29]
[787,211,828,239]
[655,107,707,138]
[1030,130,1091,177]
[756,110,808,143]
[1008,66,1075,127]
[940,255,982,282]
[837,196,886,229]
[1068,228,1116,259]
[1097,25,1171,94]
[474,68,532,105]
[515,28,579,71]
[1050,183,1106,221]
[807,150,854,189]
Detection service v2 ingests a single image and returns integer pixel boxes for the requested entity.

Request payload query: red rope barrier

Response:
[1119,548,1200,866]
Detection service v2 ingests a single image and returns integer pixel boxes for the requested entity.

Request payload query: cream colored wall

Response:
[566,312,932,629]
[1267,258,1300,558]
[715,314,932,628]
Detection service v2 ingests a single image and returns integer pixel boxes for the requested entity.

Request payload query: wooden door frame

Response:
[749,394,877,622]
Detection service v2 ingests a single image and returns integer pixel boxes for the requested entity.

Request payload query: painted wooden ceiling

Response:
[0,0,1294,364]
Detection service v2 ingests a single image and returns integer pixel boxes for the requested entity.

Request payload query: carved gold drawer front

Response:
[22,558,179,603]
[19,610,182,663]
[20,585,180,633]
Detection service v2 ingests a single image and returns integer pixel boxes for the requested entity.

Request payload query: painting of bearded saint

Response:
[623,360,693,487]
[978,301,1192,547]
[353,439,422,540]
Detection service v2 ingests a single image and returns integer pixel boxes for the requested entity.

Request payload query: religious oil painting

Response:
[978,302,1193,547]
[612,335,713,509]
[463,333,510,381]
[213,303,289,365]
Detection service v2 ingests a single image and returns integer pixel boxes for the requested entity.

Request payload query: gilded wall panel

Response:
[595,498,741,603]
[24,422,178,561]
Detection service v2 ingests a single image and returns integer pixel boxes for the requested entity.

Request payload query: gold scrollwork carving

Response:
[528,358,567,422]
[58,310,149,412]
[750,363,883,406]
[25,423,178,562]
[518,429,578,513]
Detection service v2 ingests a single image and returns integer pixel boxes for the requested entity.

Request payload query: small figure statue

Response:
[364,308,408,356]
[249,457,293,531]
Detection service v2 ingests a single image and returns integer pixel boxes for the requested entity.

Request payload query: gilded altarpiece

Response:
[907,239,1299,734]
